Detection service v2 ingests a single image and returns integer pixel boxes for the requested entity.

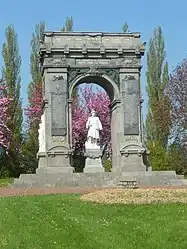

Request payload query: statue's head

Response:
[91,110,96,117]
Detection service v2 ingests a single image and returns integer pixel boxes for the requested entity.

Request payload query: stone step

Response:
[176,175,184,179]
[10,171,187,189]
[169,179,187,186]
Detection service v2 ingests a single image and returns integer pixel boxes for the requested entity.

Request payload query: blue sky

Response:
[0,0,187,118]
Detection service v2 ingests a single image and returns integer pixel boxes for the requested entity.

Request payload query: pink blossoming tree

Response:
[0,81,12,150]
[72,84,111,154]
[25,81,43,129]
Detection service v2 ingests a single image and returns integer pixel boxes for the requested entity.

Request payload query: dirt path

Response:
[0,187,105,197]
[0,186,187,198]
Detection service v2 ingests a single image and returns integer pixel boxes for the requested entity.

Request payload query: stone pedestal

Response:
[84,144,104,173]
[47,150,74,173]
[120,153,146,172]
[118,139,148,172]
[84,157,104,173]
[37,150,74,174]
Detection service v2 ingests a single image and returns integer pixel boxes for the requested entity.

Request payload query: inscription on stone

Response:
[122,78,139,135]
[51,92,67,136]
[76,59,110,66]
[52,136,65,142]
[124,135,139,143]
[50,74,67,136]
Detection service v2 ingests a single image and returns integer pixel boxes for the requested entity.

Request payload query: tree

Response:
[61,17,73,32]
[168,58,187,143]
[27,21,45,126]
[1,25,23,176]
[72,85,111,172]
[0,80,12,150]
[167,57,187,175]
[61,16,79,101]
[145,26,171,170]
[122,22,129,32]
[167,139,187,175]
[72,85,111,152]
[23,22,45,173]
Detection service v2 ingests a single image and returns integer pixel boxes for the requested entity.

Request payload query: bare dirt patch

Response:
[0,187,104,197]
[81,188,187,204]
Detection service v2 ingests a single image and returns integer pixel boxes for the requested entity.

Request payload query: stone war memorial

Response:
[12,31,187,188]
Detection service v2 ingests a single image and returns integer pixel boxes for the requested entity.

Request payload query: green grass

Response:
[0,178,13,187]
[0,194,187,249]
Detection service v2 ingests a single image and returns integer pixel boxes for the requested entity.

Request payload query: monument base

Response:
[84,157,104,173]
[84,145,104,173]
[37,151,74,174]
[120,153,146,172]
[10,171,187,188]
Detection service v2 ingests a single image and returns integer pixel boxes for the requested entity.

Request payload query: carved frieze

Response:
[68,68,87,83]
[44,57,68,67]
[123,75,136,81]
[68,67,120,87]
[53,75,64,81]
[120,58,139,67]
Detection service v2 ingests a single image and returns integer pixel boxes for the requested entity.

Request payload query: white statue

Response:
[38,114,45,153]
[85,110,102,148]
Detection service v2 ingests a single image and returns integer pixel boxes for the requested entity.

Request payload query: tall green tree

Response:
[61,17,79,101]
[61,16,73,32]
[22,22,45,173]
[122,22,129,32]
[145,26,171,170]
[1,25,23,176]
[29,22,44,99]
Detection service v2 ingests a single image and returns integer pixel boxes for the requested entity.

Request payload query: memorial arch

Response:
[38,32,147,173]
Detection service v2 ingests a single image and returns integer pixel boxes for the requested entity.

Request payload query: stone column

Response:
[110,100,122,172]
[119,68,146,172]
[37,67,74,174]
[68,99,73,150]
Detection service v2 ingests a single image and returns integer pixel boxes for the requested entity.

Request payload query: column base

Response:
[37,152,47,168]
[37,150,74,174]
[120,153,147,172]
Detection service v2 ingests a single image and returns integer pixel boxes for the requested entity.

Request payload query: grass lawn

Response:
[0,194,187,249]
[0,178,13,187]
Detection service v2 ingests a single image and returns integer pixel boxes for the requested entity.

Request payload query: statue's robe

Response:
[86,116,102,140]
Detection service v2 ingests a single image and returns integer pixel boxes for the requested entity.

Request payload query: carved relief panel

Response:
[122,75,140,135]
[49,74,67,136]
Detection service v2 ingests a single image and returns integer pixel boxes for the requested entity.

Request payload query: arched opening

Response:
[69,75,120,172]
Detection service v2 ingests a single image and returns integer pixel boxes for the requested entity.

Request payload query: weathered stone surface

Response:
[10,171,187,188]
[42,32,144,50]
[122,77,139,135]
[84,158,104,173]
[38,31,147,174]
[68,67,120,88]
[49,74,67,136]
